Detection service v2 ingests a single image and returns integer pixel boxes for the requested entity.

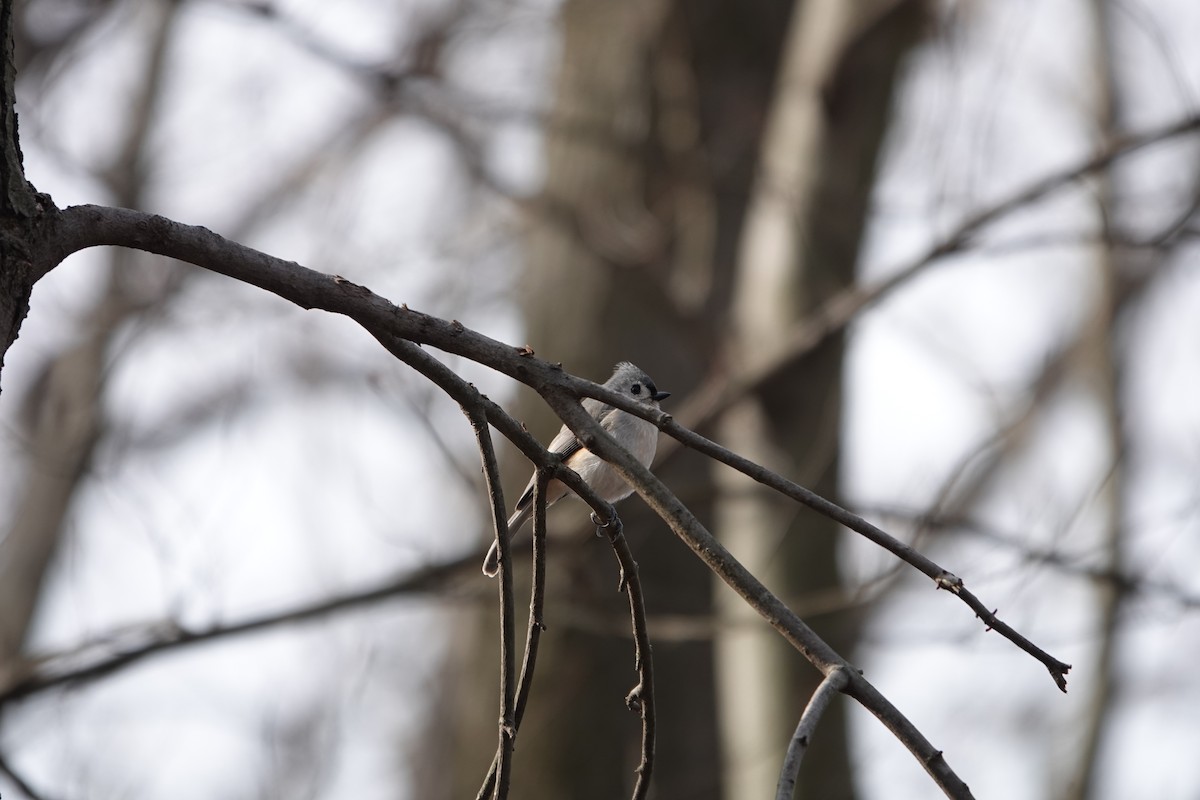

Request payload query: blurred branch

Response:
[1068,4,1149,791]
[0,742,56,800]
[862,505,1200,609]
[215,0,706,349]
[379,375,484,496]
[775,666,849,800]
[0,0,184,668]
[0,550,480,705]
[0,558,870,710]
[664,111,1200,444]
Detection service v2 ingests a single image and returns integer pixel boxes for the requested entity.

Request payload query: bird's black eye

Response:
[631,383,642,395]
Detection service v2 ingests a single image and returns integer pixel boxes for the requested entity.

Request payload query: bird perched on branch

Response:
[483,361,670,577]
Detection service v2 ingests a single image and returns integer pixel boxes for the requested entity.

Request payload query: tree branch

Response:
[775,666,850,800]
[598,514,655,800]
[655,417,1071,692]
[37,201,1001,796]
[464,403,517,799]
[533,387,973,798]
[477,470,551,800]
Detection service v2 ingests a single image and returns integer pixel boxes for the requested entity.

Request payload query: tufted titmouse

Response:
[482,362,671,577]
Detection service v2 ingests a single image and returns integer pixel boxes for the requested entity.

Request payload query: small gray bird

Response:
[483,362,670,577]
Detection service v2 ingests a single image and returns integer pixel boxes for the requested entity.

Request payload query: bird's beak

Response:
[652,390,671,402]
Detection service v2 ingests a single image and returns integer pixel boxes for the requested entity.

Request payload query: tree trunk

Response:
[0,0,180,675]
[713,2,926,798]
[0,0,38,378]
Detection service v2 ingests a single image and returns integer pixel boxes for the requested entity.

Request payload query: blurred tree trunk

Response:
[0,0,179,674]
[1063,1,1129,796]
[713,2,925,799]
[438,2,928,798]
[438,0,793,797]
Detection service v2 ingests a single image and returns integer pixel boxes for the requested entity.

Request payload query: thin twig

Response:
[520,470,551,725]
[775,666,850,800]
[466,405,516,799]
[654,418,1072,692]
[476,470,551,800]
[598,514,656,800]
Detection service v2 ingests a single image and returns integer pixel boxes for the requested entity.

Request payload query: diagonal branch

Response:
[663,112,1200,443]
[655,417,1072,692]
[538,387,973,799]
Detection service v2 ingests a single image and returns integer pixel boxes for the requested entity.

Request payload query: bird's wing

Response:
[550,398,614,461]
[516,399,619,510]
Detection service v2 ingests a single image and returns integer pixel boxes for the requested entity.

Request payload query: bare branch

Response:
[598,514,655,800]
[38,201,1004,796]
[364,331,961,794]
[527,361,1073,690]
[775,666,850,800]
[534,390,973,798]
[520,470,551,726]
[655,418,1071,692]
[465,404,516,799]
[477,470,551,800]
